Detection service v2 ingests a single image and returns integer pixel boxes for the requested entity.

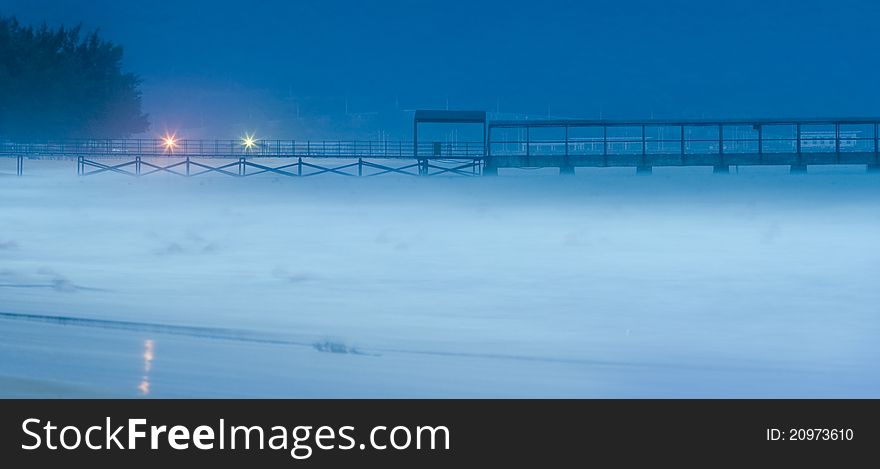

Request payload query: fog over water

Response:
[1,161,878,397]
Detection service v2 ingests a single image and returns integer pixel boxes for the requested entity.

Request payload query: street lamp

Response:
[162,133,178,153]
[241,133,258,152]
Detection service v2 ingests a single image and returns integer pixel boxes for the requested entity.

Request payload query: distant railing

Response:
[488,118,880,158]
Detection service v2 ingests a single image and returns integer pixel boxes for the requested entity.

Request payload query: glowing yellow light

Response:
[241,133,258,150]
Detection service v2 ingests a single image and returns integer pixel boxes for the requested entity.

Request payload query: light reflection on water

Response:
[138,339,154,395]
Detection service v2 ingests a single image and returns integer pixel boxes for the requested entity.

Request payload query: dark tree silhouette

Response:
[0,16,149,139]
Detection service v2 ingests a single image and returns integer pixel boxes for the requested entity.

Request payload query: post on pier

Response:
[560,125,575,175]
[835,122,841,165]
[483,125,497,176]
[636,124,651,174]
[239,157,246,176]
[16,154,23,176]
[679,125,686,165]
[871,123,880,172]
[135,156,142,176]
[756,124,763,164]
[603,126,609,166]
[185,156,191,176]
[714,124,729,173]
[791,123,807,173]
[77,155,83,175]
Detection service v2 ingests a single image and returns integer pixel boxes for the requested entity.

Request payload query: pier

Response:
[2,112,880,177]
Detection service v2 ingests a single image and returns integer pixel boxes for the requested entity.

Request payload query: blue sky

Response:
[3,0,879,138]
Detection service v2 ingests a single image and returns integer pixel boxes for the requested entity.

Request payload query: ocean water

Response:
[1,160,878,397]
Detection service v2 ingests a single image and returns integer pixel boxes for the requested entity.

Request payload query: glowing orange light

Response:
[162,134,178,151]
[139,339,154,396]
[143,339,154,373]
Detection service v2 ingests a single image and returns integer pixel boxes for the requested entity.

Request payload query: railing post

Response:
[77,155,83,176]
[559,125,575,176]
[636,124,651,174]
[185,156,190,176]
[792,123,806,173]
[680,125,685,162]
[358,157,363,177]
[483,125,496,176]
[565,126,569,158]
[563,126,570,172]
[298,157,302,176]
[17,154,23,176]
[603,125,608,166]
[526,127,531,158]
[757,124,763,162]
[835,122,840,164]
[641,124,647,167]
[136,155,141,176]
[874,123,879,164]
[239,157,245,176]
[716,125,728,173]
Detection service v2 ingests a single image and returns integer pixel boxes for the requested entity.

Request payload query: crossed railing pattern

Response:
[76,156,482,178]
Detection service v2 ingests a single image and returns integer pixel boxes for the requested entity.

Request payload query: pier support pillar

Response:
[482,160,498,176]
[16,155,23,176]
[636,165,652,175]
[867,164,880,173]
[559,165,575,176]
[790,164,807,174]
[713,165,730,174]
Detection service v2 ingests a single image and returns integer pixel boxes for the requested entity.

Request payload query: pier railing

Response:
[488,118,880,157]
[0,139,484,159]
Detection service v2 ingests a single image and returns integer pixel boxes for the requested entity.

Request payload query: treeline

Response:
[0,15,149,139]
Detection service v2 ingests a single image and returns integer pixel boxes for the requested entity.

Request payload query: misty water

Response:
[1,160,878,397]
